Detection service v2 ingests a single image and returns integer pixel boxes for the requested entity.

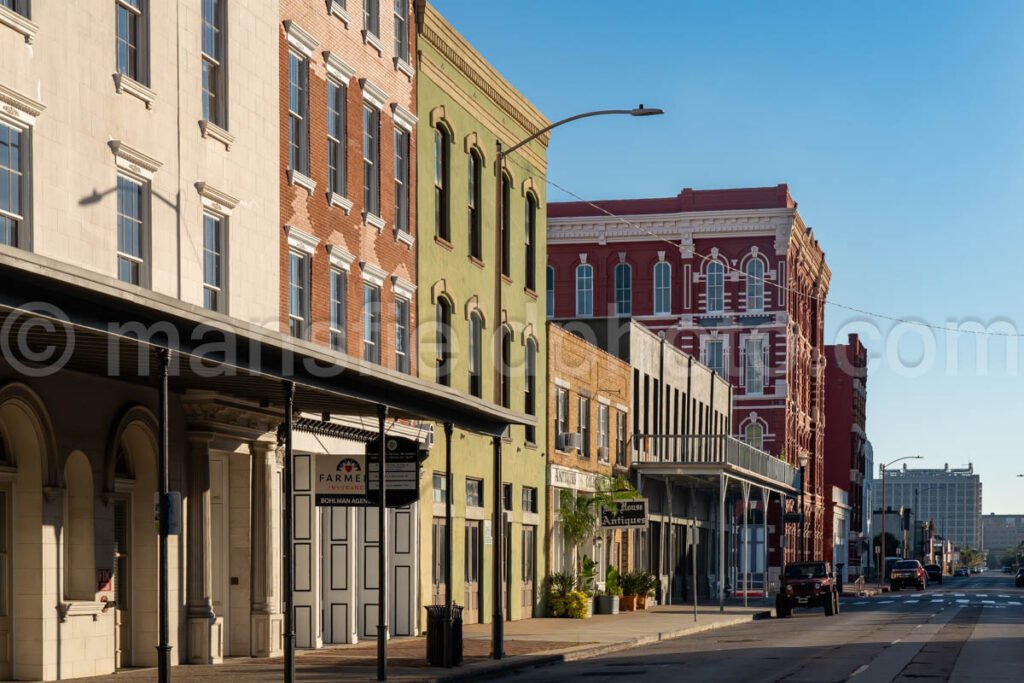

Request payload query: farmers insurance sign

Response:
[600,499,649,529]
[316,453,370,506]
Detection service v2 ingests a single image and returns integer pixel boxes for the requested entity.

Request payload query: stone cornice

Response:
[549,208,796,246]
[0,82,45,121]
[182,393,280,440]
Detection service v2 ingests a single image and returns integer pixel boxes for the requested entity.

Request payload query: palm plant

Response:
[557,475,640,576]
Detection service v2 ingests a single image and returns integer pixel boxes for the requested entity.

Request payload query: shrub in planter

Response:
[546,571,577,617]
[563,590,590,619]
[619,570,642,612]
[637,571,658,610]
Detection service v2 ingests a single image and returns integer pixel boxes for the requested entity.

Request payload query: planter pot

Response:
[620,596,637,612]
[636,595,648,611]
[584,596,594,618]
[596,595,620,615]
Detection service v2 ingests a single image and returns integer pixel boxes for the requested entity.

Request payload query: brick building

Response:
[824,334,870,581]
[548,184,831,562]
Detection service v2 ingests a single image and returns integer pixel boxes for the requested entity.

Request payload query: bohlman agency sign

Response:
[316,453,370,506]
[600,499,649,529]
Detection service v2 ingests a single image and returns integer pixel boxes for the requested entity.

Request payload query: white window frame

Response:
[742,335,767,395]
[468,310,482,397]
[394,127,410,235]
[201,0,226,128]
[597,403,610,462]
[329,267,347,352]
[614,262,631,316]
[362,103,381,221]
[745,421,764,451]
[706,260,724,314]
[654,261,671,315]
[327,78,347,199]
[394,295,410,373]
[575,263,593,317]
[115,0,149,87]
[393,0,410,65]
[746,258,765,312]
[546,265,555,318]
[0,0,36,43]
[578,395,591,458]
[0,116,29,250]
[201,212,226,313]
[116,174,149,287]
[702,337,725,377]
[287,51,310,179]
[362,282,381,363]
[286,225,319,339]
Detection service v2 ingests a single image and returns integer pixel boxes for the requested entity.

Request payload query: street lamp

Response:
[490,104,663,659]
[879,456,923,585]
[798,452,809,561]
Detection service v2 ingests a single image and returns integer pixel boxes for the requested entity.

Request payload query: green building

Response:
[415,2,550,630]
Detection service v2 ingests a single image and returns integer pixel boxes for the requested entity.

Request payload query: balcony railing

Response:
[631,434,799,490]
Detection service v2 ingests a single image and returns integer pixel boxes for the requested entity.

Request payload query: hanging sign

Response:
[366,436,422,508]
[316,453,370,506]
[600,499,649,529]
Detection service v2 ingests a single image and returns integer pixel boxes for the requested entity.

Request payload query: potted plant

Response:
[637,571,657,610]
[619,570,641,612]
[546,571,575,617]
[577,555,597,618]
[596,566,621,614]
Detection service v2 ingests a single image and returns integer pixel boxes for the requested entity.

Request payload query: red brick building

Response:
[547,184,831,562]
[824,334,869,580]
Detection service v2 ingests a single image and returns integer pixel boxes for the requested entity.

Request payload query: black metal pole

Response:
[377,404,389,681]
[156,348,171,683]
[799,465,806,562]
[443,422,454,668]
[283,381,295,683]
[491,435,504,659]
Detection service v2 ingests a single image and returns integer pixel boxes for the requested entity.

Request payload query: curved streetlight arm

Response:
[499,107,663,158]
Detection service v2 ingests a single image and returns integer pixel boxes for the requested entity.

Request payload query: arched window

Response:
[435,297,452,386]
[746,258,764,312]
[575,264,593,317]
[433,126,449,240]
[65,451,96,600]
[500,173,511,277]
[468,310,483,397]
[546,266,555,318]
[745,422,764,451]
[525,193,538,291]
[614,263,632,316]
[500,325,512,409]
[706,261,724,313]
[525,338,537,442]
[653,261,671,315]
[468,150,482,259]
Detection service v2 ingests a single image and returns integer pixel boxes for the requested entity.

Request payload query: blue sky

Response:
[433,0,1024,516]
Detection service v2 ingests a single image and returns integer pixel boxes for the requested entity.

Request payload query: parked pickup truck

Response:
[776,561,840,618]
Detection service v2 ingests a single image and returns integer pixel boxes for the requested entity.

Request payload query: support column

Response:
[761,488,770,604]
[492,435,504,660]
[376,405,389,682]
[689,485,697,622]
[250,440,283,658]
[718,474,726,612]
[741,482,751,608]
[186,431,221,664]
[665,480,673,605]
[156,348,172,683]
[282,382,295,683]
[443,423,454,668]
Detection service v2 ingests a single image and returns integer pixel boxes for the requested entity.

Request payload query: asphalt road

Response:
[497,572,1024,683]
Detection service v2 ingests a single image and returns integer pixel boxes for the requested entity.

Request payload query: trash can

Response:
[425,605,463,667]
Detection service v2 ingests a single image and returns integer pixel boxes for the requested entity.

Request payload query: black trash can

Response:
[425,605,464,667]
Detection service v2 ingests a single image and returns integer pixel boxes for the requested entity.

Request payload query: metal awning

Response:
[0,247,532,437]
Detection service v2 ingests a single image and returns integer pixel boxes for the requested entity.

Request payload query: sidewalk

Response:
[82,603,769,683]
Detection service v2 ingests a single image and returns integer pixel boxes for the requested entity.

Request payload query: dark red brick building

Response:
[547,184,831,563]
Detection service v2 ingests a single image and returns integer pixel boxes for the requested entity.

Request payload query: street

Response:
[497,573,1024,683]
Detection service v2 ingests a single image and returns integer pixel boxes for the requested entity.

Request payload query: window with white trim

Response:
[288,251,309,338]
[705,338,724,377]
[745,422,764,450]
[393,0,409,63]
[706,261,724,313]
[1,1,29,18]
[201,0,226,126]
[434,126,449,240]
[468,150,482,259]
[116,175,147,286]
[436,297,451,386]
[394,128,409,233]
[395,296,410,373]
[202,213,225,312]
[578,396,591,458]
[363,0,379,38]
[654,261,671,315]
[288,52,309,174]
[546,265,555,318]
[500,325,512,409]
[0,121,25,249]
[362,104,380,217]
[598,404,609,462]
[614,262,631,316]
[744,337,765,394]
[500,173,511,277]
[615,410,627,466]
[329,268,347,352]
[116,0,147,84]
[554,386,568,441]
[746,258,764,312]
[468,310,482,397]
[525,192,537,290]
[575,263,593,317]
[525,337,537,443]
[327,79,347,197]
[362,283,380,363]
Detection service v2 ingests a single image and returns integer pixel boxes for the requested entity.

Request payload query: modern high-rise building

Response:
[872,464,983,551]
[982,513,1024,556]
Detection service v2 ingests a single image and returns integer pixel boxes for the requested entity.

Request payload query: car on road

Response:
[776,561,840,618]
[924,564,943,584]
[954,567,969,577]
[1003,566,1012,573]
[890,559,927,591]
[1016,568,1024,588]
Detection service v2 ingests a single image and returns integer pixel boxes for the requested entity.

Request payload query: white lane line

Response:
[879,600,894,604]
[930,599,945,603]
[981,600,995,604]
[1008,601,1022,606]
[956,599,970,604]
[976,593,988,597]
[998,594,1011,598]
[954,593,966,597]
[849,663,869,678]
[891,638,902,644]
[853,601,868,605]
[905,600,920,604]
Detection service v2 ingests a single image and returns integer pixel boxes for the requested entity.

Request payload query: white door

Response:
[210,454,229,653]
[321,506,353,644]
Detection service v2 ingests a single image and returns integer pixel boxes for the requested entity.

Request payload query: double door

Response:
[463,521,481,623]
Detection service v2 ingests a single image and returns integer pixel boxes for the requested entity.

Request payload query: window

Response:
[330,268,347,352]
[432,473,447,503]
[745,422,764,451]
[0,122,25,248]
[202,214,224,312]
[500,325,512,409]
[745,337,764,394]
[0,0,28,18]
[525,193,537,290]
[288,251,309,338]
[654,261,671,315]
[395,297,409,373]
[546,266,555,318]
[116,175,146,285]
[435,297,451,386]
[468,311,482,397]
[500,174,511,277]
[465,478,482,508]
[525,338,537,443]
[578,396,591,458]
[746,258,764,312]
[705,339,724,377]
[522,486,537,514]
[362,284,380,363]
[598,404,609,462]
[433,127,449,240]
[706,261,724,313]
[614,263,632,316]
[502,483,513,511]
[616,410,627,466]
[327,80,347,197]
[363,0,379,37]
[575,264,593,316]
[393,0,409,63]
[116,0,146,83]
[288,52,309,174]
[554,387,568,440]
[468,150,482,259]
[362,105,380,216]
[394,129,409,233]
[201,0,225,126]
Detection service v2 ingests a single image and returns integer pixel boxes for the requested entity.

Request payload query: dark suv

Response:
[776,561,839,618]
[924,564,943,584]
[890,559,927,591]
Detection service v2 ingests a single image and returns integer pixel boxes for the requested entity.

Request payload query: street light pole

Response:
[798,452,809,562]
[878,456,923,586]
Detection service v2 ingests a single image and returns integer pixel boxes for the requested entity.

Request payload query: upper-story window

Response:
[554,386,568,440]
[746,258,764,312]
[705,338,724,377]
[288,52,309,175]
[614,263,632,316]
[744,337,765,394]
[745,422,764,450]
[116,175,147,286]
[500,325,512,409]
[1,1,29,18]
[0,121,26,249]
[394,128,409,233]
[468,150,482,259]
[362,283,381,363]
[393,0,410,63]
[435,297,452,386]
[202,213,225,312]
[525,338,537,443]
[706,260,724,313]
[653,261,671,315]
[330,268,347,352]
[363,105,380,217]
[116,0,148,84]
[395,296,410,373]
[597,404,609,462]
[546,266,555,318]
[327,80,347,197]
[433,126,449,240]
[578,396,591,458]
[615,410,627,466]
[500,173,511,277]
[468,310,483,397]
[288,251,309,338]
[575,263,593,317]
[525,192,537,290]
[201,0,226,126]
[363,0,379,38]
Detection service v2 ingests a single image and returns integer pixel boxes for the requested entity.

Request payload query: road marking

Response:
[981,600,995,604]
[954,593,965,597]
[956,599,970,604]
[976,593,987,597]
[1008,601,1022,606]
[879,600,894,604]
[930,599,945,603]
[853,601,868,605]
[998,594,1010,598]
[905,599,920,604]
[849,663,869,678]
[891,638,902,644]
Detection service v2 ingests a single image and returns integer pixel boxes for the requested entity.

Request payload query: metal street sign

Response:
[315,453,370,506]
[366,436,421,508]
[600,499,649,529]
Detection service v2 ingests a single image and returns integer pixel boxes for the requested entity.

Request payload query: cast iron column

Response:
[377,404,389,681]
[282,382,295,683]
[443,422,454,667]
[492,435,504,659]
[157,348,171,683]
